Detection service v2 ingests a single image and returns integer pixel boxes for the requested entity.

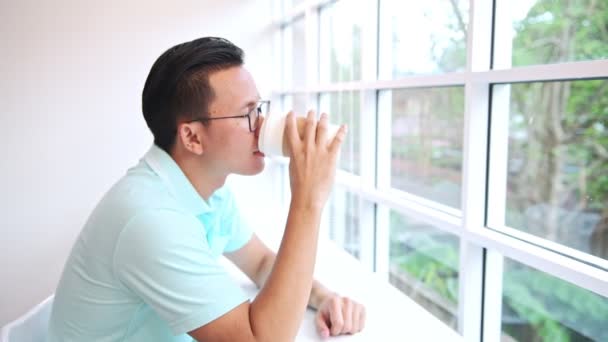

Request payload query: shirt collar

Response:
[143,144,213,216]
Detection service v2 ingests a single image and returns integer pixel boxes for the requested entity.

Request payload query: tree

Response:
[504,0,608,341]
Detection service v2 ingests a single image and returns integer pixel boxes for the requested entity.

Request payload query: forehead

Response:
[207,66,259,111]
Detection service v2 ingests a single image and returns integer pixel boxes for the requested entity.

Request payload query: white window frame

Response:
[274,0,608,341]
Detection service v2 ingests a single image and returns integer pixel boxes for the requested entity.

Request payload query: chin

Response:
[238,158,265,176]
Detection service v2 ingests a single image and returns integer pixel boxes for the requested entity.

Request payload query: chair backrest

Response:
[1,295,54,342]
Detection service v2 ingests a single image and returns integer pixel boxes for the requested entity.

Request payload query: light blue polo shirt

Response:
[48,145,253,342]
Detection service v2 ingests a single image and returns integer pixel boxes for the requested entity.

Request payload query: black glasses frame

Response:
[187,100,270,132]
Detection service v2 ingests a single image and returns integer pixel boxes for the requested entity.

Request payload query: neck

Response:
[171,150,226,202]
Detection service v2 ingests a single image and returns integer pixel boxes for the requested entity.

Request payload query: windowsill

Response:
[221,229,463,341]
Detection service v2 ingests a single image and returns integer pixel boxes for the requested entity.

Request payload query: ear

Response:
[176,122,205,155]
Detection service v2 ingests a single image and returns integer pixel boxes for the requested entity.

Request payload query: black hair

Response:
[142,37,244,152]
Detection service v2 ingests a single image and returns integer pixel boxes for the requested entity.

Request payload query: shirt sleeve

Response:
[221,189,254,253]
[113,209,249,335]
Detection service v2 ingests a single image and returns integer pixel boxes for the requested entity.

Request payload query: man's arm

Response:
[224,234,334,310]
[188,112,346,342]
[226,234,366,337]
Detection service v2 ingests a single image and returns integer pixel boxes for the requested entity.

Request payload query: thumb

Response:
[315,311,331,339]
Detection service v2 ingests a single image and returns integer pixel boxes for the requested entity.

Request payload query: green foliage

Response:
[497,1,608,339]
[390,86,464,207]
[503,262,608,341]
[389,212,459,305]
[332,0,607,341]
[512,0,608,65]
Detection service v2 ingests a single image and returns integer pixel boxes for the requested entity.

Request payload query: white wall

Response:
[0,0,278,325]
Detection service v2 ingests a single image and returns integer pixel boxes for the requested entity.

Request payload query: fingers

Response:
[287,109,344,209]
[284,111,299,151]
[316,112,329,146]
[341,298,353,333]
[359,305,366,332]
[329,297,365,336]
[329,296,344,336]
[316,295,366,338]
[304,110,316,148]
[315,311,331,339]
[328,124,348,154]
[352,304,361,333]
[351,301,365,333]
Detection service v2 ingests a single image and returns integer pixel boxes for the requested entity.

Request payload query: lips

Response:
[253,150,265,157]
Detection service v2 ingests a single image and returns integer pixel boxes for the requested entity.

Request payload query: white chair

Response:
[1,295,54,342]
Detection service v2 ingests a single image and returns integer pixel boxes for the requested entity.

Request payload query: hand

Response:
[286,110,347,209]
[315,295,366,338]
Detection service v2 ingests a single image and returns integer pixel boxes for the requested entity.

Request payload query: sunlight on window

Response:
[379,0,468,77]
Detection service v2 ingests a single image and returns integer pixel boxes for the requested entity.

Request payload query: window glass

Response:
[502,258,608,341]
[321,91,361,175]
[506,0,608,67]
[285,0,305,8]
[379,0,469,78]
[502,80,608,260]
[328,188,363,259]
[282,94,311,116]
[389,210,460,330]
[283,18,306,88]
[388,87,464,209]
[320,0,364,82]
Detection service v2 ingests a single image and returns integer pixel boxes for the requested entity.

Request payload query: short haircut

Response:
[142,37,244,152]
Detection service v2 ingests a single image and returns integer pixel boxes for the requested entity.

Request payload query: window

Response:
[490,80,608,262]
[327,188,363,259]
[284,0,306,10]
[495,0,608,68]
[282,94,311,117]
[282,17,306,89]
[379,0,469,78]
[502,258,608,341]
[319,0,364,82]
[319,91,361,174]
[276,0,608,340]
[389,209,460,329]
[385,87,464,209]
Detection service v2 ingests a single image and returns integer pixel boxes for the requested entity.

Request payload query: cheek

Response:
[208,125,234,147]
[207,122,253,155]
[217,130,247,153]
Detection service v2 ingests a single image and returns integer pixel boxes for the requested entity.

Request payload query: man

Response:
[48,37,366,341]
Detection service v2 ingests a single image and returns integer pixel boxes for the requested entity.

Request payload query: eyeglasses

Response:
[187,100,270,132]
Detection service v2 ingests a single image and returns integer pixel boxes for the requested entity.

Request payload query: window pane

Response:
[282,94,310,116]
[503,80,608,260]
[284,0,305,9]
[389,210,460,330]
[507,0,608,67]
[328,188,362,259]
[379,0,468,78]
[388,87,464,209]
[320,0,363,82]
[321,91,361,175]
[283,18,306,88]
[502,258,608,341]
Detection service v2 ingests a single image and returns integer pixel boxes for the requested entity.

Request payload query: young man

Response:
[48,37,365,341]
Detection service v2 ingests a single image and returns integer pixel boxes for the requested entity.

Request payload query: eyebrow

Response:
[241,96,262,109]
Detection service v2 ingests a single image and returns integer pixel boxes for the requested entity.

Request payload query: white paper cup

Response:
[258,112,340,157]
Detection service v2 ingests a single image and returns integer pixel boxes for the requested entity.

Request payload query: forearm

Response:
[252,250,334,311]
[248,201,322,341]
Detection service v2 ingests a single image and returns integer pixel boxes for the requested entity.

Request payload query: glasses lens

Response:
[260,101,269,115]
[251,101,269,131]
